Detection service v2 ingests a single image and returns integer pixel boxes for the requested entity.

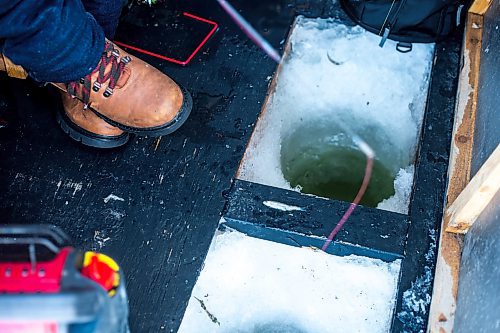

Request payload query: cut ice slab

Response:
[178,230,401,333]
[238,17,435,214]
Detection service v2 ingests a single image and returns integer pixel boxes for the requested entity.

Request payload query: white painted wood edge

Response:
[446,144,500,234]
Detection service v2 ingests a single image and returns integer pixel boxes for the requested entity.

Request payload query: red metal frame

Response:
[115,12,218,66]
[0,247,70,294]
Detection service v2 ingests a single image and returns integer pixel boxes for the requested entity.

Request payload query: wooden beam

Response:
[470,0,494,15]
[427,0,495,331]
[428,0,499,331]
[446,144,500,233]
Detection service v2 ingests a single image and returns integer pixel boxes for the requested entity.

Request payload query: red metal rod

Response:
[181,12,219,65]
[115,12,218,66]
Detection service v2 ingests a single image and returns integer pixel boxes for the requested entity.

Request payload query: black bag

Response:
[340,0,469,51]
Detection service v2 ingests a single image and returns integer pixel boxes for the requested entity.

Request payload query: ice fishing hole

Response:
[280,121,396,207]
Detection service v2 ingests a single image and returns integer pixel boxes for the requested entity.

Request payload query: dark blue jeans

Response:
[0,0,124,83]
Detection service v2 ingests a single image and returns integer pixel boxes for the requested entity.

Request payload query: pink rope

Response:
[321,156,374,251]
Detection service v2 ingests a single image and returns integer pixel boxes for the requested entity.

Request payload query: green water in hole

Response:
[280,123,396,207]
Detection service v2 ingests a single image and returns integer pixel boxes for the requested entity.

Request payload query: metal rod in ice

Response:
[216,0,282,63]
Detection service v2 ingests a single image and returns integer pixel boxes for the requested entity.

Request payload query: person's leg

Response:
[81,0,125,39]
[0,0,128,148]
[0,0,104,83]
[0,0,192,148]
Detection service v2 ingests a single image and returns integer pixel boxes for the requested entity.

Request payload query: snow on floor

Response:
[178,230,401,333]
[238,17,434,214]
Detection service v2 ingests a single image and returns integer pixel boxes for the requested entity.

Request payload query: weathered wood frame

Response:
[446,144,500,234]
[428,0,497,331]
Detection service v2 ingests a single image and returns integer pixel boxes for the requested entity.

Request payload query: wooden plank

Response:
[446,144,500,233]
[428,1,494,331]
[470,0,494,15]
[224,179,409,259]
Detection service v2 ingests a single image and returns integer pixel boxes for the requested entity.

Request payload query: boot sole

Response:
[56,110,130,149]
[92,84,193,137]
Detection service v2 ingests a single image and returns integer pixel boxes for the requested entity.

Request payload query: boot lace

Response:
[67,41,131,105]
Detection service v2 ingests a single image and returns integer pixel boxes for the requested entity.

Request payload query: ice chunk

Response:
[377,166,415,214]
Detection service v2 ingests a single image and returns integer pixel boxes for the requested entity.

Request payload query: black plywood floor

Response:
[0,1,342,332]
[0,1,461,332]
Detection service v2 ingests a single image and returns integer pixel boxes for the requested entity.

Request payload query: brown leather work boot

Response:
[53,40,192,137]
[57,93,130,148]
[0,53,128,148]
